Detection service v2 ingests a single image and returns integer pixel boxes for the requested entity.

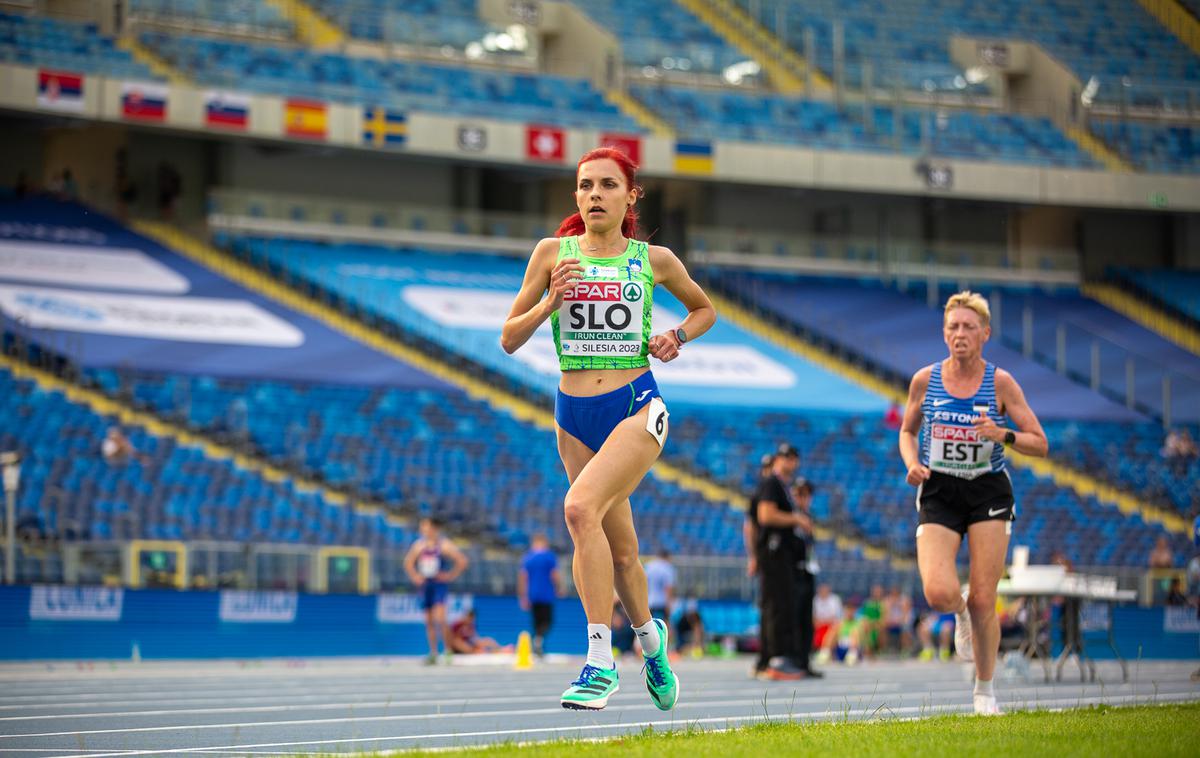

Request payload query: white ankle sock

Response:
[585,624,614,669]
[973,678,994,697]
[633,619,660,656]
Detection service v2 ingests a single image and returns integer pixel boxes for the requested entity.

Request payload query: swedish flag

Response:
[363,106,407,148]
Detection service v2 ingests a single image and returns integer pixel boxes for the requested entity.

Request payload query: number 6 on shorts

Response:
[645,397,669,448]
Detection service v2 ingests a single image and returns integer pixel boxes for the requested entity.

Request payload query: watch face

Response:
[675,328,687,344]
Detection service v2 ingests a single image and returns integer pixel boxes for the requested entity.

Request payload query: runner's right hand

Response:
[547,258,584,309]
[906,464,931,487]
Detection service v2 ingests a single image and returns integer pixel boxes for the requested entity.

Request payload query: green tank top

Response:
[551,235,654,371]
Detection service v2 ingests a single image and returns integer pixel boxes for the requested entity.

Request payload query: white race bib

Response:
[558,280,645,358]
[928,423,994,479]
[417,554,440,578]
[645,396,668,448]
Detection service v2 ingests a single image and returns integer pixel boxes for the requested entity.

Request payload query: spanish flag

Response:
[674,140,714,174]
[285,99,327,140]
[362,106,406,148]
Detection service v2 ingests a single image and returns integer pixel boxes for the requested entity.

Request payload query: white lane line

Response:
[0,680,919,718]
[8,683,1197,740]
[35,693,1200,758]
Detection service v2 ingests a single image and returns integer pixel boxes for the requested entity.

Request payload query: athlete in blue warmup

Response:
[899,291,1048,715]
[501,147,716,710]
[403,517,469,664]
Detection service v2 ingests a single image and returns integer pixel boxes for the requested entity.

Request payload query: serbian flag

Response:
[205,90,249,130]
[121,82,168,122]
[285,99,327,140]
[526,125,564,162]
[37,70,84,112]
[599,133,641,165]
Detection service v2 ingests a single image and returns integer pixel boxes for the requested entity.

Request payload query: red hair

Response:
[554,147,642,239]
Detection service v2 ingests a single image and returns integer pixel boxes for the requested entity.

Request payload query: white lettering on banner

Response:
[29,585,123,620]
[0,241,190,293]
[512,340,796,388]
[219,590,298,623]
[1164,606,1200,633]
[0,223,106,245]
[375,593,473,623]
[336,265,522,288]
[0,285,304,347]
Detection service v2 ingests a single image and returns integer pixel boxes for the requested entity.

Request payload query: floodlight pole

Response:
[1,452,20,585]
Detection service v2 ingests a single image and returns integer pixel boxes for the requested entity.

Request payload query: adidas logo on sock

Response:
[590,632,602,640]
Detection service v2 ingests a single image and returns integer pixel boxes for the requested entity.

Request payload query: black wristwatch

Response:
[1003,430,1016,446]
[673,327,688,346]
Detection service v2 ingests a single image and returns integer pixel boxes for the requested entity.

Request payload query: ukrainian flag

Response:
[674,141,714,174]
[362,106,407,148]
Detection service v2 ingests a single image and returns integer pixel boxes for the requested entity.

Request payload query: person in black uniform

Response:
[751,444,813,680]
[791,478,822,678]
[744,452,774,675]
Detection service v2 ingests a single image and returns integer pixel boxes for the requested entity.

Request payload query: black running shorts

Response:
[916,470,1015,536]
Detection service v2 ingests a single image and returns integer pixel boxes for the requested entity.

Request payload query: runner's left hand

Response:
[972,412,1006,443]
[649,331,681,362]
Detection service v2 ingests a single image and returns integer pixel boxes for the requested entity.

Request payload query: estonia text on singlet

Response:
[551,235,654,371]
[919,361,1008,479]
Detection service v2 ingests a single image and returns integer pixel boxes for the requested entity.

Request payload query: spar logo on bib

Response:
[560,280,644,356]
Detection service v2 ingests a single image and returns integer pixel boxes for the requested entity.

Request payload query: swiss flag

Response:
[599,133,641,165]
[526,125,564,162]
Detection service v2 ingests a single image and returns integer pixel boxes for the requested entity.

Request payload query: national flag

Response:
[37,70,84,112]
[674,141,713,174]
[599,133,641,165]
[121,81,168,122]
[526,125,564,162]
[362,106,406,148]
[205,90,249,130]
[285,99,327,140]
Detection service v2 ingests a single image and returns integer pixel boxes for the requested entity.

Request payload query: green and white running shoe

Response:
[560,663,619,710]
[641,618,679,711]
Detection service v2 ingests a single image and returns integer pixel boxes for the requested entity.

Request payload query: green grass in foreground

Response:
[387,703,1200,757]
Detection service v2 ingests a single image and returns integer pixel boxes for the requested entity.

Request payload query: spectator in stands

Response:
[859,584,886,657]
[448,609,508,654]
[917,610,955,662]
[1148,536,1175,569]
[403,517,469,665]
[519,534,561,658]
[882,586,915,655]
[1161,428,1198,476]
[501,146,714,711]
[833,602,864,665]
[813,583,843,664]
[883,401,902,431]
[1051,549,1074,573]
[101,427,141,465]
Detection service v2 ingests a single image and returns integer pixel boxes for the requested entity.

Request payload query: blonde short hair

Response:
[943,290,990,327]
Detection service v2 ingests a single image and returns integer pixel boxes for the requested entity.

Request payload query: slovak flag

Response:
[121,81,168,122]
[37,70,84,112]
[526,125,565,162]
[205,90,249,130]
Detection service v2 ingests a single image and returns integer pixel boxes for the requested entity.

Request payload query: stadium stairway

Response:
[116,34,189,85]
[264,0,343,48]
[1138,0,1200,56]
[1082,282,1200,356]
[1067,126,1134,173]
[674,0,826,94]
[708,291,1193,538]
[135,220,909,569]
[604,88,673,137]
